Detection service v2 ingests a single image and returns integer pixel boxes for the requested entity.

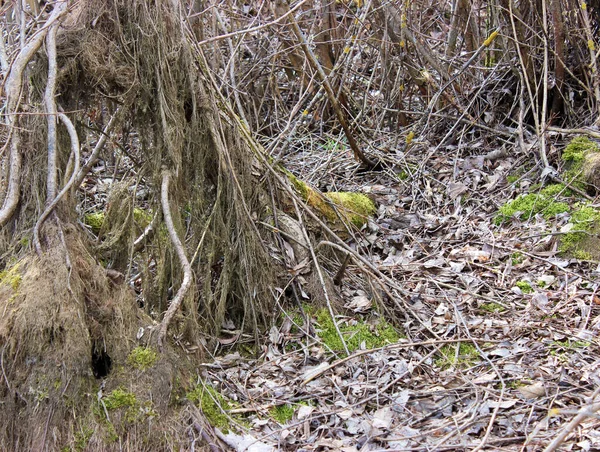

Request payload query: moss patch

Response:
[435,343,479,369]
[103,388,137,410]
[0,263,21,291]
[559,205,600,260]
[270,404,295,424]
[562,136,600,191]
[516,280,534,294]
[187,383,234,431]
[315,309,399,354]
[495,184,570,224]
[324,192,376,227]
[510,252,525,265]
[127,346,158,371]
[286,171,375,228]
[84,212,105,234]
[133,208,152,229]
[480,302,505,313]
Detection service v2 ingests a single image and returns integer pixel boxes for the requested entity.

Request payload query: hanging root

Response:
[157,169,193,350]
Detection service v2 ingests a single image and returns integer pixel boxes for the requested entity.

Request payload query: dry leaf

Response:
[518,382,546,399]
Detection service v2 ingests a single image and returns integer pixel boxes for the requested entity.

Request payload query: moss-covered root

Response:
[287,171,376,229]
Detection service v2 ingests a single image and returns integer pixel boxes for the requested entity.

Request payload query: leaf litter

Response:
[193,135,600,451]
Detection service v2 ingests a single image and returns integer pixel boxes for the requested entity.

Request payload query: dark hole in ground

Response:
[91,343,112,378]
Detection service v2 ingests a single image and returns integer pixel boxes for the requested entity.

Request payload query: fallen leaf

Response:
[518,382,546,399]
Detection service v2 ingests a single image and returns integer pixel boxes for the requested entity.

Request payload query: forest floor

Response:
[199,132,600,451]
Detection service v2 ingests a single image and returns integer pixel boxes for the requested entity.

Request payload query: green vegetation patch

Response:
[187,383,234,431]
[562,136,600,190]
[495,184,570,224]
[0,263,21,291]
[315,309,399,354]
[559,205,600,260]
[84,212,105,234]
[516,280,534,294]
[435,342,479,369]
[270,403,295,424]
[103,388,137,410]
[72,426,94,452]
[324,192,376,227]
[127,346,158,371]
[562,136,597,165]
[480,302,505,313]
[286,171,375,228]
[510,252,525,265]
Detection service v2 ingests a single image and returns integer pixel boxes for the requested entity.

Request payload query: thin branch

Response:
[283,3,377,168]
[193,0,310,46]
[74,105,124,188]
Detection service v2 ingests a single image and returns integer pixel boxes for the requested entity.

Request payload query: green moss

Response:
[562,136,597,163]
[323,139,341,152]
[435,343,479,369]
[507,174,519,184]
[495,185,570,224]
[270,404,295,424]
[133,208,152,229]
[562,136,599,189]
[187,383,232,431]
[559,204,600,259]
[84,212,105,233]
[540,184,570,197]
[286,171,311,200]
[516,280,534,294]
[103,388,137,410]
[315,309,399,354]
[73,426,94,452]
[510,252,524,265]
[127,346,158,371]
[0,263,21,291]
[480,302,505,313]
[397,171,409,181]
[551,338,590,350]
[324,192,376,227]
[285,171,375,228]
